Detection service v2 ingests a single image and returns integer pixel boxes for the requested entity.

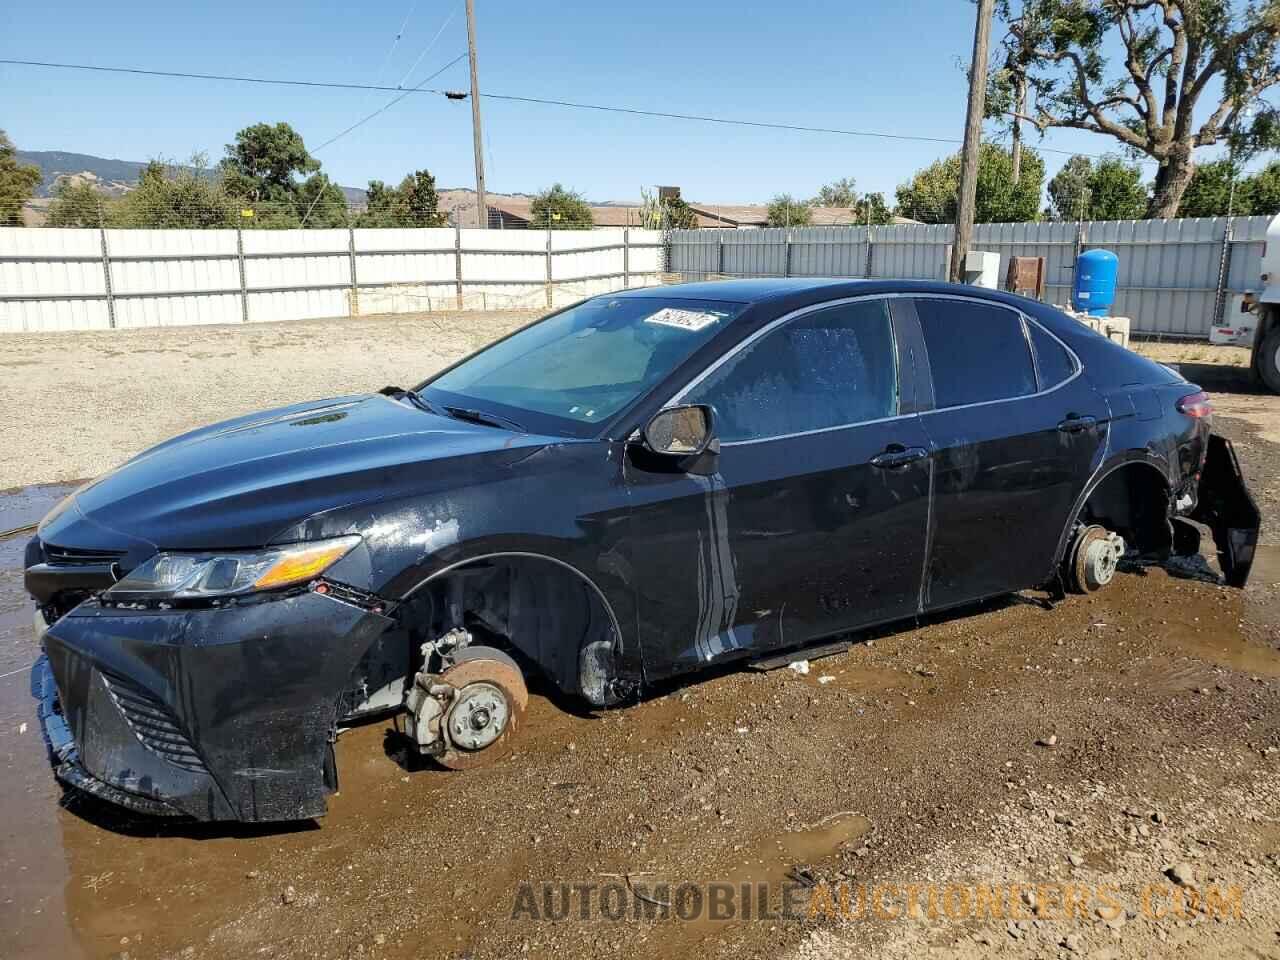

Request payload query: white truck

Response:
[1217,214,1280,392]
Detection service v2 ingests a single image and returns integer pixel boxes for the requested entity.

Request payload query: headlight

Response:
[105,536,360,600]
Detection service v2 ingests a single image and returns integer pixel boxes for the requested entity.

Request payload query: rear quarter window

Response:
[914,299,1037,408]
[1028,321,1077,388]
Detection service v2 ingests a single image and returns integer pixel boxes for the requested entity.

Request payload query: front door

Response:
[625,297,933,682]
[905,296,1108,609]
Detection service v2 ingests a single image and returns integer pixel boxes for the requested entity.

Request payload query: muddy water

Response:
[0,483,82,959]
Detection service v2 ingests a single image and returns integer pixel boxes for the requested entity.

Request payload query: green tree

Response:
[896,143,1044,223]
[1246,161,1280,215]
[993,0,1280,218]
[0,131,41,226]
[109,158,238,229]
[638,187,697,229]
[852,192,893,225]
[45,178,110,227]
[1049,155,1149,220]
[1047,155,1094,221]
[1178,159,1242,216]
[766,194,812,227]
[293,173,349,228]
[398,170,446,226]
[813,177,860,207]
[356,170,447,227]
[529,183,593,229]
[220,122,319,202]
[1177,158,1280,216]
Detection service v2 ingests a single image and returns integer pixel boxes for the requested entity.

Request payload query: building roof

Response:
[485,196,646,228]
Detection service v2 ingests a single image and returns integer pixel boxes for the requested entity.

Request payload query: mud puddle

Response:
[0,483,84,959]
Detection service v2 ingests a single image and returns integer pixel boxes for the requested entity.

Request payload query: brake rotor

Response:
[1070,525,1125,593]
[437,652,528,770]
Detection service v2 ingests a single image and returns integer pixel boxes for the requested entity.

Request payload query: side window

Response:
[685,299,898,442]
[914,299,1036,408]
[1028,321,1076,388]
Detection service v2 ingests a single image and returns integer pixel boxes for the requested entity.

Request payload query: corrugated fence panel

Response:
[972,221,1078,306]
[107,229,241,328]
[0,227,110,331]
[353,227,456,315]
[1225,215,1271,298]
[789,226,869,277]
[1088,218,1224,337]
[627,228,662,277]
[723,228,788,277]
[872,224,952,280]
[242,229,350,322]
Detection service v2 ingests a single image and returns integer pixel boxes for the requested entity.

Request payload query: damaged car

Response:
[27,279,1260,822]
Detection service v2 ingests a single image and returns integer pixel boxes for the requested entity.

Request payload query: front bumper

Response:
[34,592,393,822]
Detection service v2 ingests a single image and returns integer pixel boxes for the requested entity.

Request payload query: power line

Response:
[396,6,459,89]
[310,53,467,153]
[1,56,1152,162]
[301,52,467,224]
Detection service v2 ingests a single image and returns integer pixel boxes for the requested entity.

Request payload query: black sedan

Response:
[26,279,1259,822]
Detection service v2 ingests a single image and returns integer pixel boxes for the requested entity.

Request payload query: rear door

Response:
[625,297,933,681]
[905,296,1107,609]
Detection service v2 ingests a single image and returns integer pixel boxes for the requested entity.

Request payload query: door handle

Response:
[1058,415,1097,434]
[870,445,929,469]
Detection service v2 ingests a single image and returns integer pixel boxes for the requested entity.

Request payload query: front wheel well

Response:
[395,555,623,705]
[1075,463,1173,560]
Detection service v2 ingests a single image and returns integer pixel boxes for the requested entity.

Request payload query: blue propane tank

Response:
[1073,248,1119,316]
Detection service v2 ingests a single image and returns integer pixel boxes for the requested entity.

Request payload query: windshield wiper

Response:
[402,389,444,416]
[443,405,525,432]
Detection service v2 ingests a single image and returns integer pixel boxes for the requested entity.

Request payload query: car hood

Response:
[39,395,556,552]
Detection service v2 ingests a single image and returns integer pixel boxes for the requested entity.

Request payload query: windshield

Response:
[421,296,747,436]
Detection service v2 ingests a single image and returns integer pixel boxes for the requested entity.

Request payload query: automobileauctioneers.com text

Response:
[510,879,1245,923]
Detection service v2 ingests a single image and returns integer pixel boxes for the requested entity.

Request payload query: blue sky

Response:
[0,0,1240,204]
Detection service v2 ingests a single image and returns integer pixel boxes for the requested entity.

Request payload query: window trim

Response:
[667,294,908,447]
[906,294,1083,415]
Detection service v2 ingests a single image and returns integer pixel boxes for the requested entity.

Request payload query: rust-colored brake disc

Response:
[437,655,528,771]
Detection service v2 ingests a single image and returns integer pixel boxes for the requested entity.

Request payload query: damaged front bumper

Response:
[32,592,393,823]
[1191,433,1262,588]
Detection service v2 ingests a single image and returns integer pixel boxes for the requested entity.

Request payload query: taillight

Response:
[1176,390,1213,418]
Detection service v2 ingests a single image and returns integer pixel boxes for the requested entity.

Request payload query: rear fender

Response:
[1190,434,1261,587]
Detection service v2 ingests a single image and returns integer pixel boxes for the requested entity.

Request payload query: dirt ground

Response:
[1,312,1279,960]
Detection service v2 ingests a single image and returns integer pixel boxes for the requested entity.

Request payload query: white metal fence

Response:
[0,226,663,332]
[666,216,1273,339]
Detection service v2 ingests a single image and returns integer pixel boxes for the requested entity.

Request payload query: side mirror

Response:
[642,404,718,458]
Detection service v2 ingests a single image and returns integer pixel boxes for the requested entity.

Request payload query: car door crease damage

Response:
[23,279,1261,823]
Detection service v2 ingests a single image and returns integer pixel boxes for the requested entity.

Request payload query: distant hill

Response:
[15,149,370,205]
[15,149,633,225]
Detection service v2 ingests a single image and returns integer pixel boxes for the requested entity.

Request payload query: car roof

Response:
[609,277,1049,312]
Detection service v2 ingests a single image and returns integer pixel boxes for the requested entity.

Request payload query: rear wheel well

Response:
[1077,463,1172,559]
[395,555,622,705]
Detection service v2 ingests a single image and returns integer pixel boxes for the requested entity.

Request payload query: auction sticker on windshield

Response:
[643,307,725,332]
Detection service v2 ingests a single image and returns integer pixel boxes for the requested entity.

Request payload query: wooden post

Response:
[949,0,995,283]
[783,230,792,278]
[465,0,487,228]
[716,232,725,278]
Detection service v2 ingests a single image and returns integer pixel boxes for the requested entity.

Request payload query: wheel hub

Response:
[447,682,510,751]
[1083,531,1124,587]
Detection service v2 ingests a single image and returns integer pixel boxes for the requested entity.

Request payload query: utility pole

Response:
[465,0,488,229]
[950,0,995,283]
[1010,71,1026,184]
